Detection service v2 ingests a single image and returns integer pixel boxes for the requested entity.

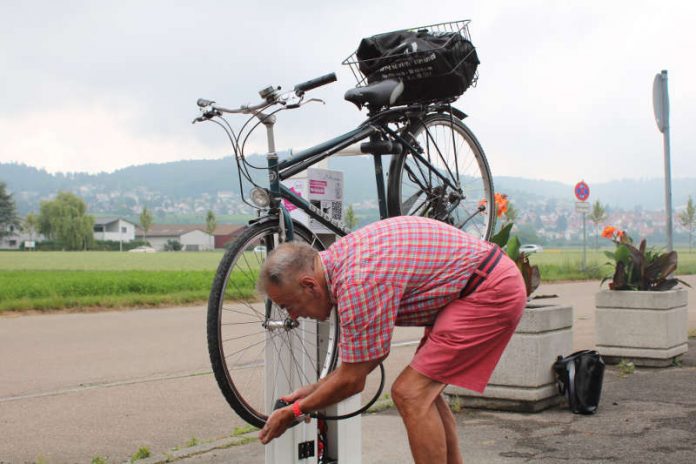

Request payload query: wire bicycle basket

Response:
[342,20,479,105]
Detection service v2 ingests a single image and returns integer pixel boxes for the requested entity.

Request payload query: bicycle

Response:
[194,20,494,428]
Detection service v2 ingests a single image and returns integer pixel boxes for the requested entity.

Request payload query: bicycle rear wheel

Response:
[387,113,495,240]
[207,219,339,428]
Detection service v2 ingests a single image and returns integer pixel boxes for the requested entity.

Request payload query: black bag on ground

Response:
[553,350,605,414]
[355,28,479,105]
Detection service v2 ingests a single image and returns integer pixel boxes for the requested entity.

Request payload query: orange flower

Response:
[494,193,509,218]
[616,230,626,242]
[601,226,616,239]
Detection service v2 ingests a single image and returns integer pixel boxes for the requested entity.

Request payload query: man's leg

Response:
[435,394,464,464]
[392,366,461,464]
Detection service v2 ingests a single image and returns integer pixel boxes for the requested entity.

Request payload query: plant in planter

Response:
[600,226,689,290]
[489,193,541,297]
[595,226,690,366]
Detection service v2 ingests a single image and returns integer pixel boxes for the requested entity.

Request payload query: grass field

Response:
[527,247,696,282]
[1,248,695,312]
[0,250,225,271]
[0,250,258,313]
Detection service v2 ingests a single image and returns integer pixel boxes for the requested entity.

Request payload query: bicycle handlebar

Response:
[197,98,215,108]
[294,73,337,95]
[194,72,335,122]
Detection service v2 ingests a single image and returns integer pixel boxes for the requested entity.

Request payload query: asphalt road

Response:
[1,276,695,463]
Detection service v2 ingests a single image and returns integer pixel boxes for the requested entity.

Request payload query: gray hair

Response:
[257,241,318,294]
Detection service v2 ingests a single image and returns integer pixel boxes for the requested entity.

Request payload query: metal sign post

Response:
[265,319,320,464]
[268,169,361,464]
[264,301,362,464]
[653,70,673,251]
[574,181,590,271]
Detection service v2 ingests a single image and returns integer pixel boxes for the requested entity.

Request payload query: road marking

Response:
[1,340,422,403]
[0,370,211,403]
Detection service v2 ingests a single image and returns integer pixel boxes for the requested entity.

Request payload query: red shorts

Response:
[410,254,527,393]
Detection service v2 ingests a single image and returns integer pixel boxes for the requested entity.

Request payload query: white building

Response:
[93,218,136,243]
[1,224,21,249]
[136,224,214,251]
[1,223,45,250]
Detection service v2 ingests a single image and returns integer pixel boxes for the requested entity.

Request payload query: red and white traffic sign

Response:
[574,180,590,202]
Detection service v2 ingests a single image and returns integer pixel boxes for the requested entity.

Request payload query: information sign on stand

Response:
[575,201,591,214]
[574,180,590,271]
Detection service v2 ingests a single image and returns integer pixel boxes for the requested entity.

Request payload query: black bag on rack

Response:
[553,350,605,415]
[355,29,479,105]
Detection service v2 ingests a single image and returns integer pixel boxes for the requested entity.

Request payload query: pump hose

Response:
[310,362,386,421]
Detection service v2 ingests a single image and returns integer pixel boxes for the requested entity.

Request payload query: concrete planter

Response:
[445,302,573,412]
[595,288,688,367]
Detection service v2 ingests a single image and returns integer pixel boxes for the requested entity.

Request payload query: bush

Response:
[20,239,152,252]
[164,239,182,251]
[31,240,65,251]
[89,239,151,251]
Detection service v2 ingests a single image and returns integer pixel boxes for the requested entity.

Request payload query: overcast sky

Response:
[1,0,694,185]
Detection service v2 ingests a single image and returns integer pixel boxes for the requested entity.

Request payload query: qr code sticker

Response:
[331,201,343,221]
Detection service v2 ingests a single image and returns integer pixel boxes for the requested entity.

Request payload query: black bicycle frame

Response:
[267,124,381,236]
[262,104,460,237]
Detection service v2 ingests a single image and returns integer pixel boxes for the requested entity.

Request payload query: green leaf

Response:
[604,251,615,260]
[615,244,631,265]
[507,235,521,261]
[490,223,513,248]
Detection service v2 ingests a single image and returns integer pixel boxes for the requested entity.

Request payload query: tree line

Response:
[1,181,220,251]
[2,180,695,251]
[586,199,696,252]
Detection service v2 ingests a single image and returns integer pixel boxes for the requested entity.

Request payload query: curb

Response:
[122,432,259,464]
[124,401,397,463]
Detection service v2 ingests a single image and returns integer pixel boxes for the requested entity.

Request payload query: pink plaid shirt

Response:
[319,216,494,363]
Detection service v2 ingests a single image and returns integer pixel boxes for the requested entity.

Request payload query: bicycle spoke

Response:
[221,305,264,321]
[285,331,314,386]
[389,114,493,240]
[271,332,296,392]
[221,320,263,326]
[222,329,267,344]
[291,329,321,376]
[224,336,269,363]
[424,124,457,182]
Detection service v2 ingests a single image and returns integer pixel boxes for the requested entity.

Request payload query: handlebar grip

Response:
[294,73,337,95]
[197,98,214,107]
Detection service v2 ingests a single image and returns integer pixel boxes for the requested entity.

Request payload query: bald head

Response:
[257,241,319,294]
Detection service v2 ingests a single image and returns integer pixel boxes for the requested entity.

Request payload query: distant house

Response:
[93,218,136,243]
[135,224,214,251]
[213,224,245,249]
[1,223,45,250]
[1,224,21,250]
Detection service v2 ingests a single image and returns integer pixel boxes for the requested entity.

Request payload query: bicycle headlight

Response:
[250,188,271,208]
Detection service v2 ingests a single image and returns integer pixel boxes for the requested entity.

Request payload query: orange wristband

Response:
[291,401,304,419]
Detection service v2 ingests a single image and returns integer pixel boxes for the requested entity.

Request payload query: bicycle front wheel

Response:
[207,219,339,428]
[387,113,495,240]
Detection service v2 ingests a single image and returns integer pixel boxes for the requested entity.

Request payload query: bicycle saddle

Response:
[344,79,404,109]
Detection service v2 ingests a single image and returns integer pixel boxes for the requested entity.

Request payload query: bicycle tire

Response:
[386,113,495,240]
[207,218,339,428]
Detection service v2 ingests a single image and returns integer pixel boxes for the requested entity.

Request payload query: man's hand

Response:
[281,383,318,403]
[258,407,296,445]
